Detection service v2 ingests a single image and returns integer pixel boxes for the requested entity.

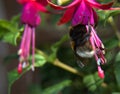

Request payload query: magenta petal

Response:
[34,2,50,13]
[72,0,92,25]
[47,0,80,10]
[21,2,41,26]
[37,0,50,6]
[87,0,113,10]
[57,6,76,25]
[89,9,98,25]
[91,9,98,25]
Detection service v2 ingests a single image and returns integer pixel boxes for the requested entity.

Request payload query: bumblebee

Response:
[69,24,94,67]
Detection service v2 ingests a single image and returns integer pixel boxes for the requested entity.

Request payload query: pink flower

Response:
[17,0,49,74]
[47,0,115,78]
[86,25,106,79]
[47,0,114,25]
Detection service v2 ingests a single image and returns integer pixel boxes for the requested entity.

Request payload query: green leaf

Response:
[42,80,72,94]
[94,72,104,86]
[83,75,97,91]
[114,52,120,88]
[0,27,9,39]
[2,32,20,45]
[97,0,113,3]
[83,72,103,92]
[8,70,21,88]
[51,34,69,52]
[0,20,19,32]
[10,14,20,26]
[29,84,42,94]
[34,54,47,67]
[8,54,46,94]
[97,10,106,21]
[104,37,119,49]
[97,10,120,25]
[104,37,119,63]
[48,34,69,62]
[8,68,29,94]
[115,52,120,62]
[0,20,20,45]
[8,54,46,83]
[112,92,120,94]
[105,10,120,21]
[105,50,116,63]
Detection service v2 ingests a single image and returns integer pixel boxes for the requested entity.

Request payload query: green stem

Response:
[108,17,120,43]
[35,49,84,77]
[53,59,84,76]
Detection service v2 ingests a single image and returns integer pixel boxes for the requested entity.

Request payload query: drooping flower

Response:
[47,0,114,25]
[47,0,115,78]
[17,0,50,74]
[86,25,106,79]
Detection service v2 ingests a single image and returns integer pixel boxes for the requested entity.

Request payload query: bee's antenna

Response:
[75,53,85,68]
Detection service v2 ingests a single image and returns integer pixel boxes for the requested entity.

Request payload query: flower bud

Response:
[17,63,22,74]
[98,66,104,79]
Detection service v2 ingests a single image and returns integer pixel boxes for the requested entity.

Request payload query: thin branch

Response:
[35,48,84,77]
[53,59,84,76]
[108,17,120,41]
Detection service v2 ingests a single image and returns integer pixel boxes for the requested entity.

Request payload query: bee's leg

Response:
[75,53,85,68]
[71,42,84,68]
[76,59,85,68]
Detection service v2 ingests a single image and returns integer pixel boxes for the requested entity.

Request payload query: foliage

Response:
[0,0,120,94]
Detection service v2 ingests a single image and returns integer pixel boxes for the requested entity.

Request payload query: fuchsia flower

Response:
[17,0,50,74]
[86,25,106,78]
[47,0,114,25]
[47,0,115,78]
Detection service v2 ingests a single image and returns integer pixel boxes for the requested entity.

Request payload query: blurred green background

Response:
[0,0,120,94]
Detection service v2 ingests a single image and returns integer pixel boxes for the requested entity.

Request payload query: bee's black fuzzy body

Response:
[69,24,94,67]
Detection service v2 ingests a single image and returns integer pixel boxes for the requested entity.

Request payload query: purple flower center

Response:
[21,2,41,27]
[72,0,97,26]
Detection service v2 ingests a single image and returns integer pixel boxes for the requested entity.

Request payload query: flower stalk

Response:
[53,59,84,76]
[108,16,120,42]
[35,48,84,77]
[17,0,50,73]
[46,0,116,79]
